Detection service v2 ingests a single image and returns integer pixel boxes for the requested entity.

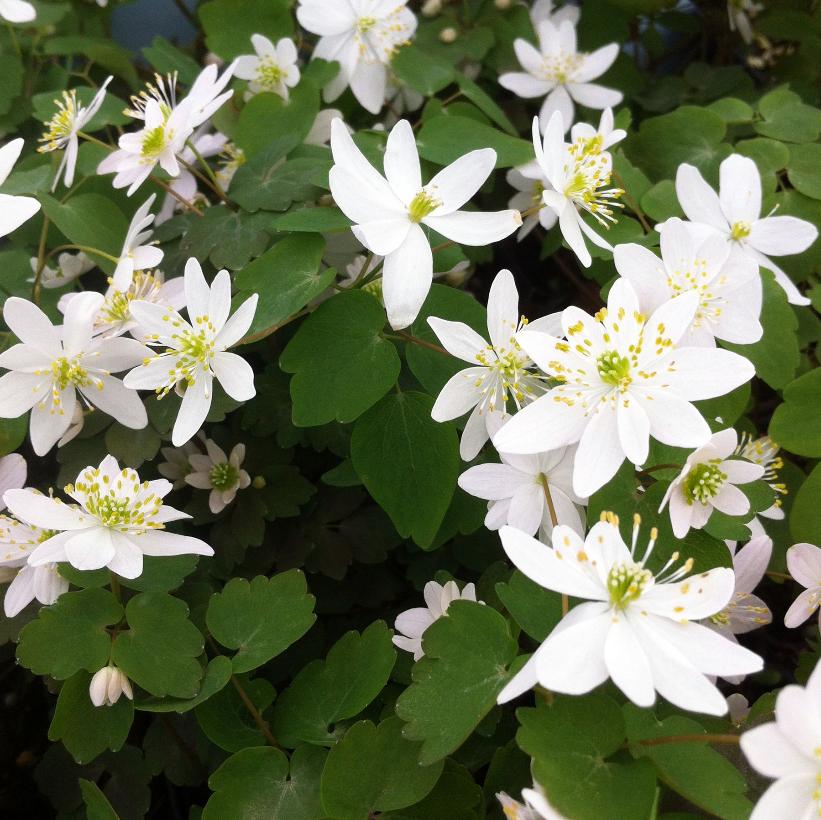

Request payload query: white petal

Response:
[711,483,750,516]
[4,489,87,530]
[784,588,818,628]
[663,347,755,401]
[458,463,528,501]
[64,527,116,571]
[382,224,433,330]
[507,484,544,536]
[719,154,761,225]
[214,294,258,350]
[172,374,212,446]
[573,404,624,498]
[459,405,492,461]
[604,614,655,707]
[574,44,620,83]
[750,776,817,820]
[424,209,521,246]
[486,269,520,353]
[0,193,40,239]
[498,72,553,99]
[129,528,213,557]
[748,216,818,256]
[2,297,61,358]
[539,85,574,133]
[427,317,486,364]
[617,396,649,467]
[0,371,46,417]
[4,566,35,617]
[296,1,355,36]
[613,244,669,313]
[426,149,496,215]
[211,352,255,401]
[634,391,710,448]
[641,568,735,621]
[741,722,812,779]
[430,368,485,421]
[81,376,147,429]
[675,163,728,231]
[383,119,421,205]
[107,531,144,579]
[566,81,622,110]
[184,258,211,325]
[786,543,821,589]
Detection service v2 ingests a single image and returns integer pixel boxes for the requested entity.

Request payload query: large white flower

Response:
[297,0,417,115]
[0,0,35,23]
[498,515,763,715]
[329,118,521,329]
[111,194,164,291]
[235,34,300,101]
[740,657,821,820]
[123,259,258,446]
[0,139,40,238]
[185,438,251,514]
[670,153,818,305]
[784,542,821,632]
[5,455,213,578]
[493,279,755,497]
[499,19,621,131]
[0,293,149,455]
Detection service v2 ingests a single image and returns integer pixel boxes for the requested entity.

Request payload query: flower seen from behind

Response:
[111,193,164,291]
[89,664,133,707]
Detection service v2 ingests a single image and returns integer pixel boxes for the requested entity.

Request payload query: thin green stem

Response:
[229,675,280,748]
[635,733,740,747]
[393,330,449,356]
[185,140,229,202]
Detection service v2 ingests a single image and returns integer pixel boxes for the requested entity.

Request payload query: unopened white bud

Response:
[421,0,442,15]
[89,665,133,708]
[439,27,458,44]
[495,0,511,8]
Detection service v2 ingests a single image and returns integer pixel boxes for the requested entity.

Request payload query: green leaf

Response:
[351,391,459,548]
[17,588,122,680]
[206,571,316,673]
[706,97,754,124]
[0,54,23,117]
[380,761,483,819]
[791,461,821,544]
[640,179,683,222]
[235,83,319,156]
[392,45,455,95]
[141,36,201,85]
[136,656,233,713]
[43,37,139,89]
[199,0,293,60]
[496,570,563,642]
[395,601,517,765]
[788,143,821,199]
[111,592,204,698]
[755,88,821,143]
[104,423,161,469]
[735,138,790,176]
[456,75,519,136]
[280,291,401,426]
[770,369,821,457]
[79,779,120,820]
[270,621,396,747]
[416,115,533,168]
[0,415,27,456]
[270,206,352,233]
[119,555,200,593]
[321,718,443,819]
[178,207,271,270]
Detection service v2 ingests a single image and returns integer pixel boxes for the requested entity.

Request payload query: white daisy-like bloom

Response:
[158,439,201,490]
[123,259,258,446]
[0,293,149,455]
[89,665,133,707]
[329,118,521,329]
[530,0,580,28]
[0,139,41,238]
[0,454,26,511]
[110,194,164,291]
[5,455,213,578]
[392,579,479,661]
[740,657,821,820]
[728,0,764,44]
[493,279,755,498]
[735,433,786,522]
[499,19,621,132]
[497,784,567,819]
[784,542,821,632]
[185,439,251,514]
[31,251,95,290]
[37,77,112,190]
[0,0,35,23]
[235,34,300,101]
[659,428,765,539]
[668,153,818,305]
[498,514,763,715]
[297,0,417,115]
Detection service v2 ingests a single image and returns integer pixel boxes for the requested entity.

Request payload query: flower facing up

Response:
[111,194,164,291]
[0,454,26,511]
[5,455,213,578]
[497,784,566,819]
[185,438,251,514]
[158,440,201,490]
[784,542,821,632]
[123,259,258,446]
[0,139,41,238]
[0,293,150,455]
[32,251,95,290]
[0,0,35,23]
[740,657,821,820]
[499,19,621,131]
[329,118,521,329]
[89,665,133,707]
[493,279,755,498]
[38,77,112,190]
[235,34,300,101]
[393,580,478,661]
[659,429,765,539]
[297,0,417,115]
[498,514,763,715]
[670,153,818,305]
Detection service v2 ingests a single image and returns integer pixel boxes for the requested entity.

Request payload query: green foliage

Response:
[770,368,821,457]
[199,0,293,60]
[417,115,532,168]
[791,462,821,544]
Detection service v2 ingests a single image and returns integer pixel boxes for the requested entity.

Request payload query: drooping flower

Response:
[497,784,567,820]
[530,0,580,28]
[0,454,26,511]
[329,118,521,329]
[740,657,821,819]
[498,514,763,715]
[89,664,133,707]
[659,429,765,539]
[0,293,149,455]
[38,77,112,190]
[185,438,251,514]
[393,580,479,661]
[111,194,164,291]
[670,153,818,305]
[297,0,417,115]
[123,259,258,446]
[5,455,213,578]
[235,34,300,101]
[499,19,621,131]
[158,439,201,490]
[493,279,755,497]
[784,542,821,632]
[31,251,95,290]
[0,0,35,23]
[0,139,41,238]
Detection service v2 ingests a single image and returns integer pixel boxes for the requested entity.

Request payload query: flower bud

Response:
[421,0,442,15]
[252,475,266,489]
[439,27,458,44]
[89,665,133,707]
[494,0,511,8]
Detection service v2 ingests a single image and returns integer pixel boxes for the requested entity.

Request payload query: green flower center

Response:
[141,125,168,160]
[607,561,652,608]
[408,190,441,223]
[176,327,215,372]
[597,350,632,388]
[730,221,751,240]
[51,356,91,390]
[209,463,238,491]
[683,462,727,505]
[257,61,284,88]
[37,528,58,543]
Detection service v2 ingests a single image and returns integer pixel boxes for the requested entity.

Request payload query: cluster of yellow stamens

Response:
[563,136,623,226]
[143,313,216,397]
[38,90,78,152]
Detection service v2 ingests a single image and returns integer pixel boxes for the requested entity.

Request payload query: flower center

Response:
[38,90,78,152]
[141,125,169,160]
[541,52,583,84]
[597,350,632,388]
[68,468,163,532]
[607,561,653,608]
[730,221,751,240]
[100,272,164,327]
[563,140,624,226]
[209,462,238,491]
[408,190,441,223]
[257,60,284,88]
[51,356,92,390]
[683,461,727,505]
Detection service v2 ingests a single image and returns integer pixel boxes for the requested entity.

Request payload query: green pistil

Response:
[141,125,167,159]
[37,529,58,543]
[209,463,238,491]
[177,329,214,364]
[607,562,652,608]
[258,61,284,87]
[408,190,441,223]
[597,350,631,387]
[683,462,727,505]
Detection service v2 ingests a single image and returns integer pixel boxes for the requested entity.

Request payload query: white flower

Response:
[330,118,521,329]
[670,153,818,305]
[740,657,821,820]
[38,77,112,190]
[659,429,764,539]
[393,579,478,661]
[305,109,344,147]
[383,82,424,128]
[499,19,621,131]
[569,106,626,152]
[235,34,300,101]
[728,0,763,44]
[530,0,580,28]
[0,0,35,23]
[615,217,763,347]
[735,433,786,521]
[185,439,251,514]
[5,455,213,578]
[507,163,557,240]
[497,784,567,820]
[530,113,623,267]
[498,515,763,715]
[123,259,258,446]
[31,251,95,290]
[0,293,149,455]
[0,139,40,238]
[784,542,821,631]
[89,665,133,707]
[110,194,164,291]
[297,0,417,115]
[158,439,201,490]
[493,279,755,497]
[0,454,26,510]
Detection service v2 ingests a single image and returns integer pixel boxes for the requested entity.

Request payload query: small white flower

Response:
[499,19,621,131]
[507,163,557,240]
[393,579,479,661]
[235,34,300,101]
[784,542,821,632]
[740,657,821,820]
[185,439,251,514]
[38,77,112,190]
[89,664,133,707]
[660,429,765,539]
[0,454,26,511]
[5,455,213,578]
[0,0,35,23]
[305,109,345,147]
[158,440,201,490]
[31,251,95,290]
[498,514,763,715]
[531,0,580,28]
[735,433,786,521]
[0,293,149,455]
[123,259,258,446]
[728,0,763,44]
[0,139,41,238]
[111,194,164,291]
[497,784,567,819]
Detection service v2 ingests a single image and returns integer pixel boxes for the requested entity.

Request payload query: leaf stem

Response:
[393,330,449,356]
[185,139,229,202]
[229,674,280,748]
[635,733,740,747]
